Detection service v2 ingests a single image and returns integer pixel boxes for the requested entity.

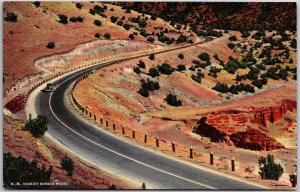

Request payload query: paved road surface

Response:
[35,62,264,190]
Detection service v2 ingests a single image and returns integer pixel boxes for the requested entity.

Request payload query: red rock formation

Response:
[193,117,226,142]
[4,94,25,113]
[230,129,285,151]
[193,99,296,151]
[251,99,296,126]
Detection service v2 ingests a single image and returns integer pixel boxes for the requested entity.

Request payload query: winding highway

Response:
[31,57,265,189]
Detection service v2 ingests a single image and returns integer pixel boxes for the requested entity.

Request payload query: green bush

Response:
[258,154,283,180]
[60,155,74,176]
[198,52,210,62]
[94,19,102,27]
[123,23,132,30]
[69,16,77,22]
[157,63,174,75]
[138,19,147,28]
[95,33,100,38]
[165,94,182,107]
[58,14,68,24]
[75,3,82,9]
[177,64,186,71]
[290,39,297,49]
[148,67,159,77]
[23,115,48,138]
[109,184,116,189]
[129,34,135,40]
[5,12,18,22]
[89,9,95,15]
[212,82,229,93]
[227,43,236,49]
[138,87,149,97]
[228,35,237,41]
[104,33,111,39]
[141,79,160,92]
[178,53,184,59]
[33,1,41,7]
[191,74,201,83]
[110,16,118,23]
[4,152,52,189]
[137,60,145,68]
[147,37,155,43]
[46,42,55,49]
[149,53,155,60]
[133,66,141,74]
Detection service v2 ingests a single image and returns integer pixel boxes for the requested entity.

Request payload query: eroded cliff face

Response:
[230,129,285,151]
[251,99,296,127]
[193,99,296,151]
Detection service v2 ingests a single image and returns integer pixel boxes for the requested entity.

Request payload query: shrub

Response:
[243,84,255,93]
[60,155,74,176]
[251,79,263,89]
[157,63,174,75]
[241,30,250,38]
[137,60,145,68]
[165,94,182,107]
[198,52,210,62]
[110,16,118,23]
[4,152,52,189]
[148,67,159,77]
[104,33,111,39]
[133,66,141,74]
[94,19,102,26]
[147,37,155,43]
[149,53,155,60]
[23,115,48,138]
[5,12,18,22]
[191,74,201,83]
[76,16,84,22]
[123,23,131,30]
[142,182,146,189]
[124,8,131,13]
[93,5,104,14]
[213,54,220,61]
[177,64,186,71]
[75,3,82,9]
[138,19,147,28]
[69,16,77,22]
[176,34,187,43]
[138,87,149,97]
[110,8,114,11]
[178,53,184,59]
[258,154,283,180]
[89,9,95,15]
[141,79,160,92]
[290,39,297,49]
[46,42,55,49]
[95,33,100,38]
[212,82,229,93]
[58,14,68,24]
[33,1,40,7]
[129,34,135,40]
[228,35,237,41]
[150,15,157,20]
[117,20,123,26]
[109,184,117,190]
[227,43,235,49]
[229,85,238,94]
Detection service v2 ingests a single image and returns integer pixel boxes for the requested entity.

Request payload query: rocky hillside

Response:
[115,2,296,31]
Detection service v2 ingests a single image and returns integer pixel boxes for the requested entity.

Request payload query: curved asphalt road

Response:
[34,62,264,190]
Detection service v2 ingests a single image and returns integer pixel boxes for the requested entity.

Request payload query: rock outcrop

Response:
[193,99,296,151]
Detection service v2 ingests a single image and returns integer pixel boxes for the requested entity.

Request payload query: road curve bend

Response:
[31,60,265,190]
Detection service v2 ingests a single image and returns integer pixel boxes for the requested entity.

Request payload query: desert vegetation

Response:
[3,1,297,189]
